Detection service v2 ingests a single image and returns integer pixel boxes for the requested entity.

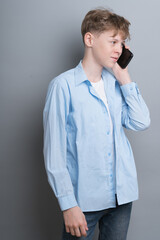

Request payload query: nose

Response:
[114,43,123,56]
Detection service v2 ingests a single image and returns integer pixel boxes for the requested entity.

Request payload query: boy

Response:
[43,8,150,240]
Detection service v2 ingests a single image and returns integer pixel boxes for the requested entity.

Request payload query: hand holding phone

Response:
[117,44,133,69]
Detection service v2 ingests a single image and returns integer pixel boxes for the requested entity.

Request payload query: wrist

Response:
[117,72,132,86]
[119,78,132,86]
[63,205,79,213]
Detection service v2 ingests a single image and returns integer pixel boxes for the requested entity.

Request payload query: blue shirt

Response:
[43,60,150,212]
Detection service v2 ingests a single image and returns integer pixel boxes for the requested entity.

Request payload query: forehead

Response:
[99,29,126,41]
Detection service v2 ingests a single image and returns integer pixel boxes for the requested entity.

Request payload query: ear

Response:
[84,32,94,47]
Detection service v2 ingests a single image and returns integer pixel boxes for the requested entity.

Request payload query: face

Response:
[89,30,126,68]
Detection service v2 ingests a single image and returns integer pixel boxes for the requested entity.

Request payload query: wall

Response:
[1,0,159,239]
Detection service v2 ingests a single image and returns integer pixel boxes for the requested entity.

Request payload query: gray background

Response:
[1,0,159,239]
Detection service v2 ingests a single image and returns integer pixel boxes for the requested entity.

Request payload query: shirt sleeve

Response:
[120,81,151,131]
[43,79,78,211]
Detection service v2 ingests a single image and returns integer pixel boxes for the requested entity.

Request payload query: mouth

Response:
[111,57,118,62]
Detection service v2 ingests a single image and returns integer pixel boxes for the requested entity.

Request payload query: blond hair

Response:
[81,8,131,43]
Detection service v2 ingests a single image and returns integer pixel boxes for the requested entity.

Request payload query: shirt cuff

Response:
[120,82,140,98]
[58,193,78,211]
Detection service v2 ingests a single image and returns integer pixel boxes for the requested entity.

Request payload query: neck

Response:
[82,53,103,83]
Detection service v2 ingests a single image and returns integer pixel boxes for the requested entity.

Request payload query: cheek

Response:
[92,41,111,63]
[96,44,109,57]
[99,42,111,54]
[92,45,103,60]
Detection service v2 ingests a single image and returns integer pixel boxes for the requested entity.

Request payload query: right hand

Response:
[63,206,88,237]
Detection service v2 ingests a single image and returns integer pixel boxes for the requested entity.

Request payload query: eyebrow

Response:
[109,37,126,42]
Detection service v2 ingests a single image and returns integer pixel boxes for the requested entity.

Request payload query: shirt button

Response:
[108,153,111,156]
[107,131,110,135]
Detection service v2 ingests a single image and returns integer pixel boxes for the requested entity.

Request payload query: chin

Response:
[103,63,114,69]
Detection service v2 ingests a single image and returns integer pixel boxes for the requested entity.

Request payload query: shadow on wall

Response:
[32,111,63,239]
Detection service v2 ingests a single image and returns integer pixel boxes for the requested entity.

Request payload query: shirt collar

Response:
[74,60,88,86]
[74,59,115,86]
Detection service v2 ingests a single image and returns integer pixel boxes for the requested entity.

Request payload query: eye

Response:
[111,41,116,44]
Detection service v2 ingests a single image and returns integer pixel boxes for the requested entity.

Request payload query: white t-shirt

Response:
[91,78,113,134]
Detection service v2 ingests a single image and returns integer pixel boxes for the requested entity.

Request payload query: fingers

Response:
[124,44,130,50]
[63,206,88,237]
[65,218,88,237]
[66,225,87,237]
[84,215,88,231]
[70,227,77,236]
[65,226,70,233]
[79,225,87,237]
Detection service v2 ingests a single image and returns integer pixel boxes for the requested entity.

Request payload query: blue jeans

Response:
[62,197,132,240]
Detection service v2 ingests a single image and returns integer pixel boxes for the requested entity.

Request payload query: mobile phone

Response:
[117,44,133,69]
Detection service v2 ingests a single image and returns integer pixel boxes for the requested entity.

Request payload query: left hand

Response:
[112,63,132,86]
[112,45,132,86]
